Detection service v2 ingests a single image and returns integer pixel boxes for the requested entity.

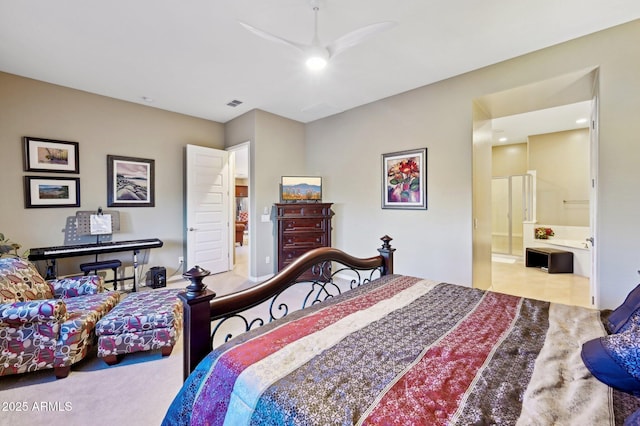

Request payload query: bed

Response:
[163,236,640,425]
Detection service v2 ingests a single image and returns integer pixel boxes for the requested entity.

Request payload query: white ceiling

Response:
[492,101,591,145]
[1,1,639,125]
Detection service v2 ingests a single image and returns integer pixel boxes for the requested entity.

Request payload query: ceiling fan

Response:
[239,0,397,71]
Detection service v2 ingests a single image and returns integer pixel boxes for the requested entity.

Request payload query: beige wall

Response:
[492,143,527,177]
[529,129,590,226]
[472,102,493,289]
[0,72,224,278]
[306,77,474,285]
[225,109,306,279]
[306,20,640,308]
[491,129,590,227]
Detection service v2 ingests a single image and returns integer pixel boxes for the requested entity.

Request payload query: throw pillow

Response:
[582,331,640,395]
[608,284,640,333]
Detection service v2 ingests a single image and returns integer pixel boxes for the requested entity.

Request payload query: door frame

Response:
[226,142,251,272]
[589,92,600,307]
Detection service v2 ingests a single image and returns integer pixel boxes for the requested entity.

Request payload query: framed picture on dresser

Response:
[280,176,322,202]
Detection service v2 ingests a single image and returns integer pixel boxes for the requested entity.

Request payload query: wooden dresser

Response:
[275,202,334,279]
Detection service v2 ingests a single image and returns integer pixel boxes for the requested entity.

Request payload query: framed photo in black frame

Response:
[107,155,155,207]
[24,176,80,208]
[23,136,79,173]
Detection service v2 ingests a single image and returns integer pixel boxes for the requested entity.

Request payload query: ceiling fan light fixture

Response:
[306,54,328,71]
[240,0,396,73]
[305,43,329,71]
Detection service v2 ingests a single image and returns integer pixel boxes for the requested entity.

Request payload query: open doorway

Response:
[472,68,599,308]
[227,142,251,279]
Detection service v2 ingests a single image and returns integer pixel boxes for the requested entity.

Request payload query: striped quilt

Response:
[163,275,640,425]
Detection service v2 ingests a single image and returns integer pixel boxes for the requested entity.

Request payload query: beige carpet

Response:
[0,330,185,426]
[0,249,255,426]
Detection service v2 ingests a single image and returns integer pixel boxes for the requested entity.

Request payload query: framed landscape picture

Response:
[280,176,322,202]
[23,136,79,173]
[382,148,427,210]
[24,176,80,208]
[107,155,155,207]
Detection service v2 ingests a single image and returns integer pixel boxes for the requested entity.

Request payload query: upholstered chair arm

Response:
[0,299,67,326]
[50,275,104,298]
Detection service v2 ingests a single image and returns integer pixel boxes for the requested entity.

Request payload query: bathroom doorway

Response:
[472,67,599,307]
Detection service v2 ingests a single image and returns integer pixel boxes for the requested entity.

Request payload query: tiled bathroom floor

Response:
[490,257,591,308]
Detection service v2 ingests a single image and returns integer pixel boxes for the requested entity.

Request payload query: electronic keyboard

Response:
[28,238,163,261]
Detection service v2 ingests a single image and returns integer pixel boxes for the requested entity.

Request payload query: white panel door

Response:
[186,144,230,274]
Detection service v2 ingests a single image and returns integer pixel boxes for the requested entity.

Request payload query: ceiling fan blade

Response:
[327,21,397,58]
[239,21,307,53]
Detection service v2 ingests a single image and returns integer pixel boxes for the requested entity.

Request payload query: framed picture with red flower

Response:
[381,148,427,210]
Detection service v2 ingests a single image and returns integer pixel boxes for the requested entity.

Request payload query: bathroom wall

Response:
[528,129,590,226]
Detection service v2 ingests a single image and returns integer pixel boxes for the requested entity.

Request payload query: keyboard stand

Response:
[45,260,57,280]
[132,249,140,292]
[30,239,163,293]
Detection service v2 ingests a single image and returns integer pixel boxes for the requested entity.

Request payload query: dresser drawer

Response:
[281,247,312,262]
[276,204,332,217]
[281,218,327,233]
[282,233,326,249]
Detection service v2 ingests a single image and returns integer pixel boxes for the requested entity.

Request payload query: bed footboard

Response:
[178,235,395,381]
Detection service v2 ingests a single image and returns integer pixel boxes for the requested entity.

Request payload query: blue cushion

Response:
[608,284,640,333]
[625,408,640,426]
[581,333,640,395]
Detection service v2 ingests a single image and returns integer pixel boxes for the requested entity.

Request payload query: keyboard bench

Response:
[80,260,122,291]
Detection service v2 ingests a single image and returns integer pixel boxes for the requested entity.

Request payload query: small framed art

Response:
[107,155,155,207]
[381,148,427,210]
[23,137,79,173]
[24,176,80,208]
[280,176,322,202]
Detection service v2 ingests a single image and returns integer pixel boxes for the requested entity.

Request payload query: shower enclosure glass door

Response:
[492,174,532,256]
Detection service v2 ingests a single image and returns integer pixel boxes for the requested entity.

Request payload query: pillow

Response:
[581,332,640,395]
[625,408,640,426]
[0,257,53,302]
[607,283,640,333]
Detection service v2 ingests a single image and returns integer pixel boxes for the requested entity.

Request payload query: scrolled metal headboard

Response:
[178,235,395,381]
[210,252,389,346]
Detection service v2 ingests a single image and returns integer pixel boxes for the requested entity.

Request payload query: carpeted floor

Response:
[1,328,185,426]
[0,249,256,426]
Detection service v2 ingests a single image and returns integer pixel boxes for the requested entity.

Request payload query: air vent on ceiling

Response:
[226,99,243,107]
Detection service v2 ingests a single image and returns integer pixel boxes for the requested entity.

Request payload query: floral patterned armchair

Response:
[0,257,121,378]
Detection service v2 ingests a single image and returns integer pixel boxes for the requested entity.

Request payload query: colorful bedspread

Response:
[163,275,640,425]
